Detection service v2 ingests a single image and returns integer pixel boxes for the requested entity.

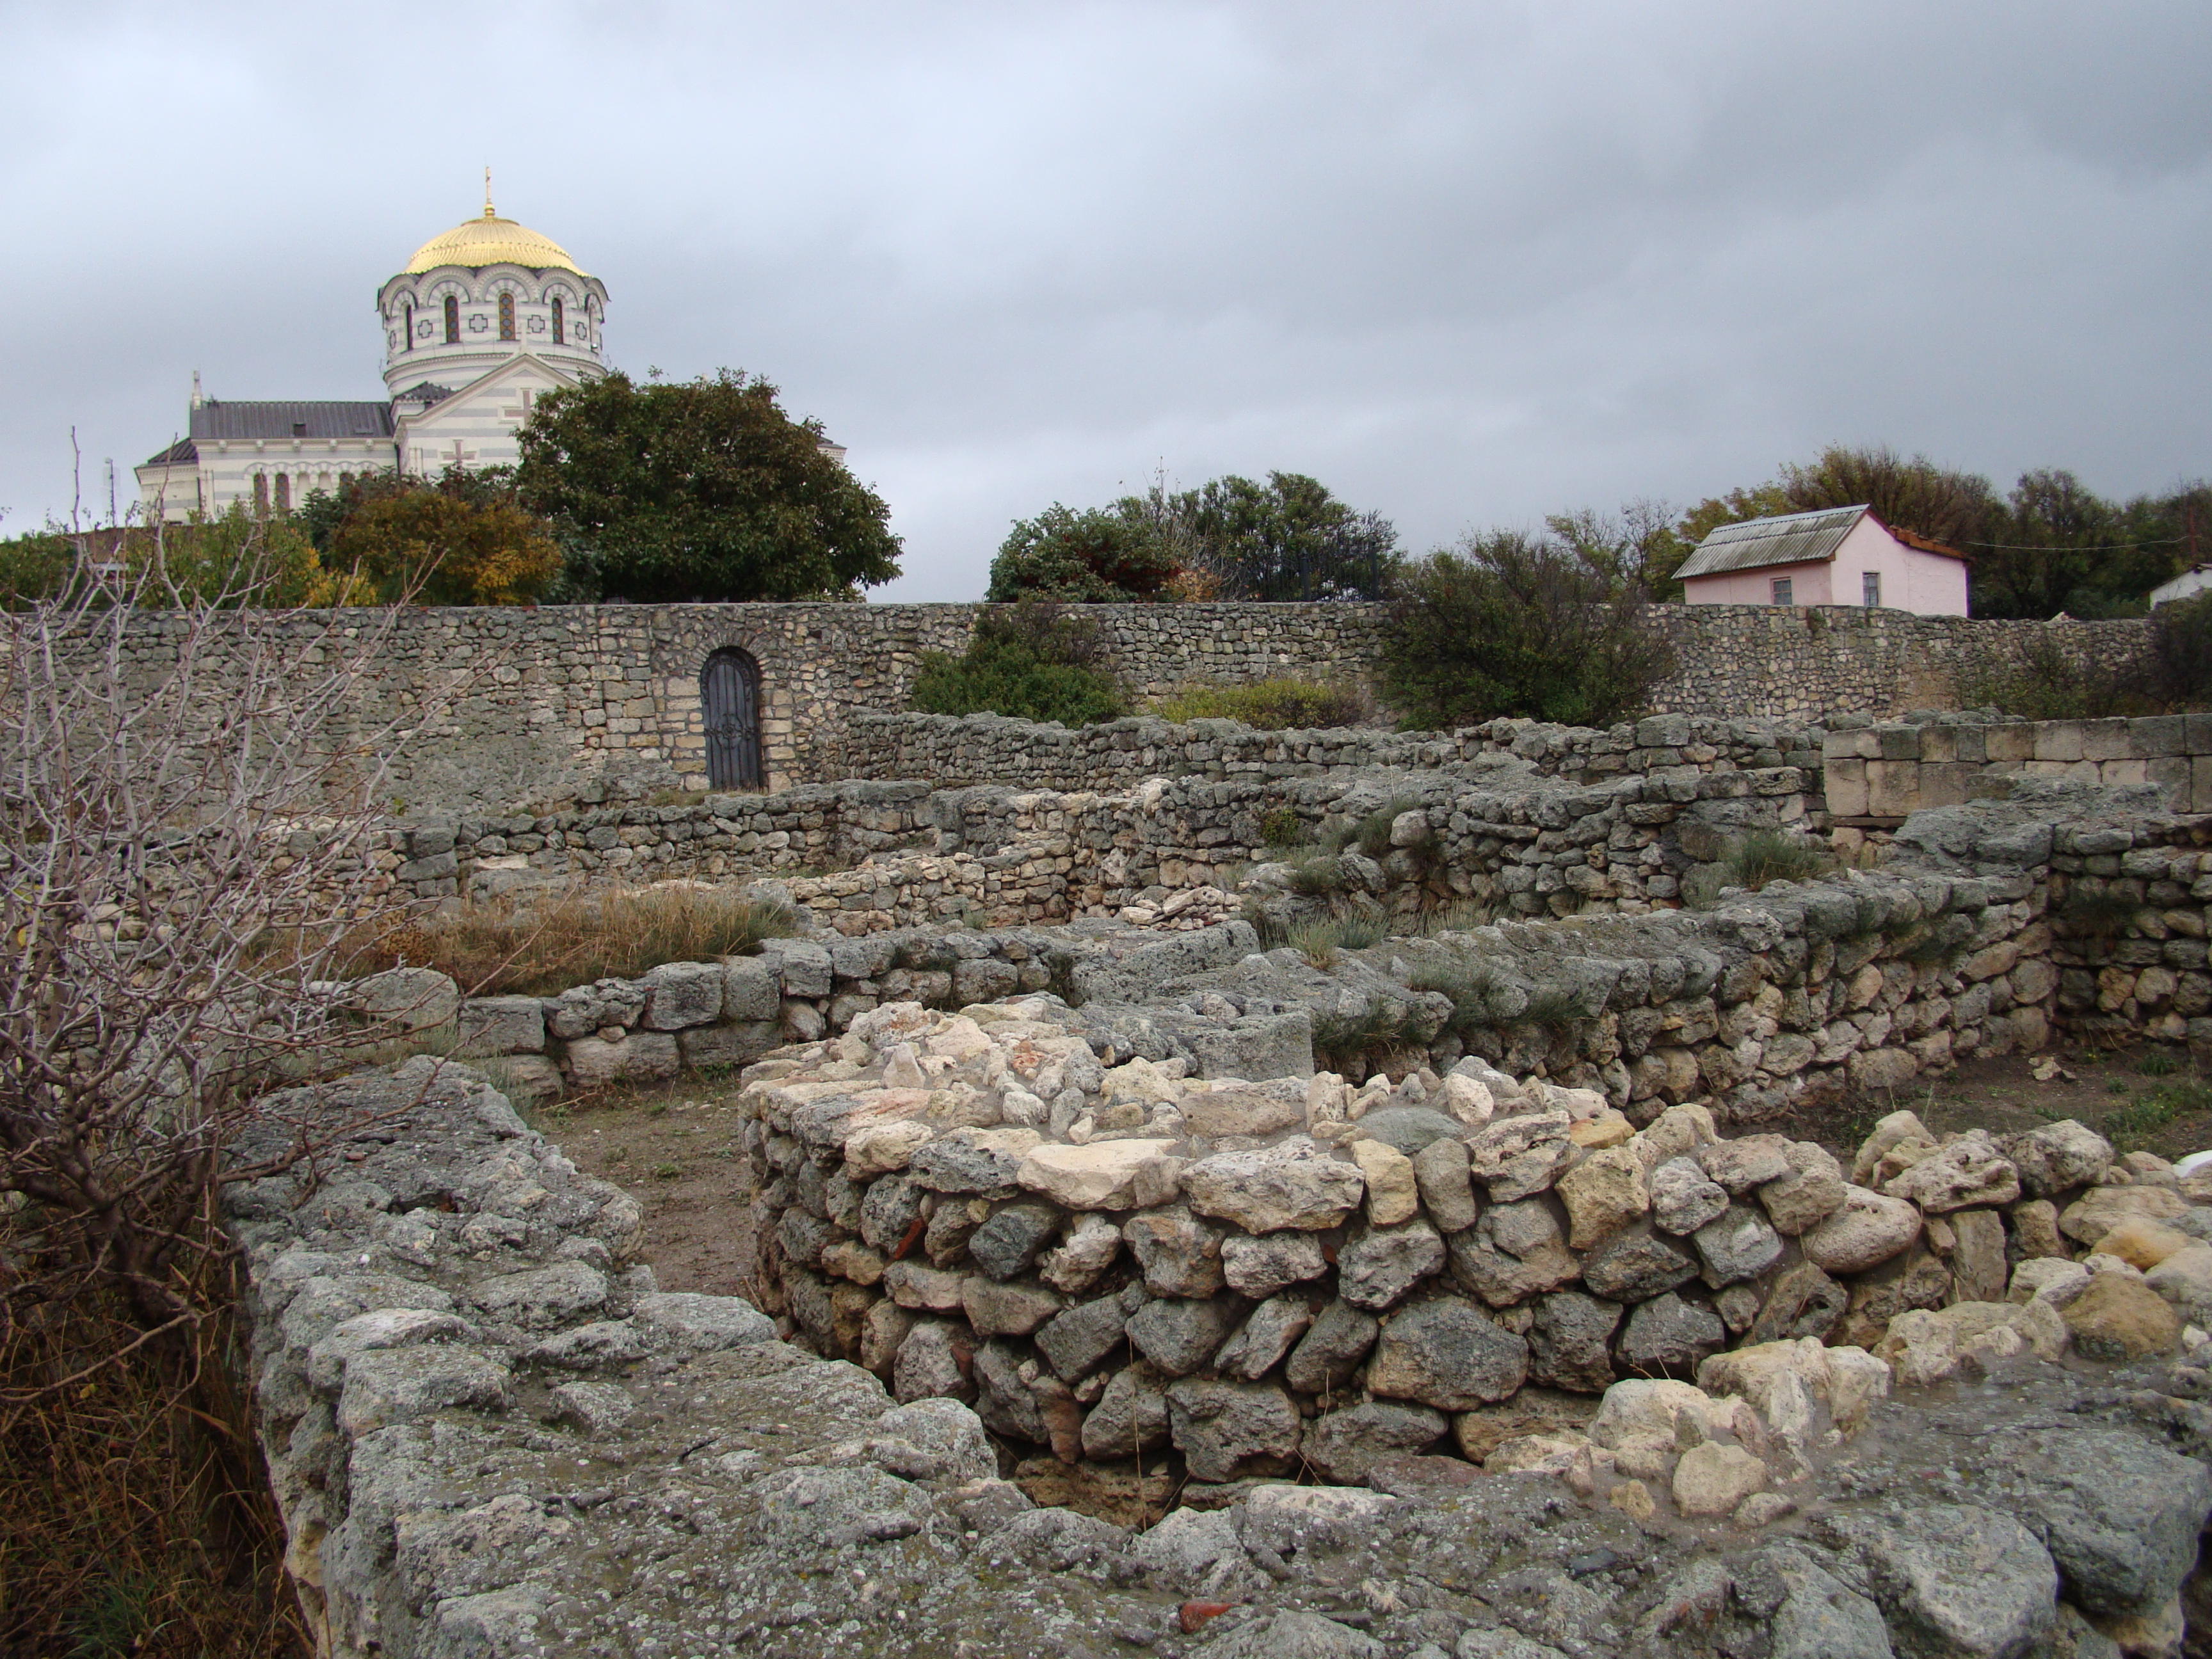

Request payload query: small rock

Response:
[1338,1220,1447,1311]
[2063,1273,2181,1360]
[1352,1138,1422,1226]
[1555,1144,1650,1251]
[2060,1182,2191,1244]
[968,1203,1064,1281]
[1610,1480,1656,1521]
[1038,1213,1124,1293]
[1580,1226,1699,1303]
[1746,1262,1848,1346]
[1800,1183,1924,1274]
[1190,1609,1381,1659]
[2001,1118,2115,1198]
[1221,1230,1330,1297]
[1649,1157,1731,1235]
[1080,1361,1171,1458]
[1214,1295,1314,1381]
[1692,1204,1784,1288]
[1128,1297,1238,1377]
[910,1128,1044,1195]
[1166,1379,1302,1483]
[1182,1140,1366,1233]
[1285,1301,1381,1394]
[1016,1139,1183,1210]
[1527,1291,1621,1393]
[1734,1492,1796,1528]
[1125,1206,1227,1298]
[1466,1111,1576,1202]
[1698,1135,1795,1193]
[1883,1130,2021,1214]
[1412,1136,1479,1233]
[1619,1293,1728,1377]
[1757,1141,1848,1236]
[1301,1401,1449,1484]
[1447,1199,1582,1306]
[1850,1108,1934,1185]
[1672,1442,1768,1516]
[1368,1296,1530,1410]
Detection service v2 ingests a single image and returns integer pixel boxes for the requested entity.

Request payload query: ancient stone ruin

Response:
[229,686,2212,1658]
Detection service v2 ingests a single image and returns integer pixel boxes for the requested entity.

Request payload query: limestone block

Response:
[456,995,545,1057]
[562,1032,680,1089]
[1555,1144,1649,1250]
[1801,1184,1923,1274]
[1018,1139,1183,1211]
[638,961,723,1030]
[1182,1140,1365,1233]
[1350,1139,1421,1226]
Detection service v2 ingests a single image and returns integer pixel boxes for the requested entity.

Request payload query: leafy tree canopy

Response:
[0,504,355,611]
[987,470,1399,603]
[515,369,901,603]
[299,465,559,605]
[986,502,1184,602]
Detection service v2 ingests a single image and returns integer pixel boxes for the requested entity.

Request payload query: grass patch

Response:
[1153,677,1371,730]
[1260,806,1304,849]
[1352,797,1426,860]
[2139,1050,2182,1078]
[1727,828,1832,889]
[2104,1078,2212,1153]
[1311,999,1419,1075]
[1284,852,1349,897]
[342,885,798,996]
[1287,905,1390,968]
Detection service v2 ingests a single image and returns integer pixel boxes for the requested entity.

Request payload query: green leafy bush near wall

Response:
[909,602,1127,726]
[1379,531,1672,728]
[1152,677,1371,730]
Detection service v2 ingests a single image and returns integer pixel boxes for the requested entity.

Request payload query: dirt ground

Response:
[543,1076,762,1296]
[543,1041,2212,1299]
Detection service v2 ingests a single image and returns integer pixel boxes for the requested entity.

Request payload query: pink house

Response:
[1674,505,1970,614]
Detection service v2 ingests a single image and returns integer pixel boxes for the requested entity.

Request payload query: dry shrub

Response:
[0,1233,305,1656]
[353,885,798,996]
[1152,676,1373,730]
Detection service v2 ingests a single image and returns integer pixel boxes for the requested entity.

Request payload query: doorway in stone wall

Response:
[701,647,764,789]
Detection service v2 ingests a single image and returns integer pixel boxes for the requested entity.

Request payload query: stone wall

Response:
[1644,605,2151,723]
[113,600,2151,812]
[1825,710,2212,821]
[830,709,1825,794]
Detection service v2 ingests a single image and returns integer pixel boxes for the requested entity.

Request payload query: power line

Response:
[1966,535,2187,553]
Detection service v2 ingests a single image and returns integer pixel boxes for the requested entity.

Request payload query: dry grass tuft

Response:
[342,885,799,997]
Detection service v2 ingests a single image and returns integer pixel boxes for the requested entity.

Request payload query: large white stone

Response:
[1016,1139,1183,1211]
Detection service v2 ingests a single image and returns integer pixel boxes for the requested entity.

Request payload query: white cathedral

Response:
[136,194,612,522]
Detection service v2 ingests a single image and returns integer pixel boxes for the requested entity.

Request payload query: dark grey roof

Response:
[1675,506,1868,580]
[140,437,197,467]
[188,400,394,441]
[392,382,457,406]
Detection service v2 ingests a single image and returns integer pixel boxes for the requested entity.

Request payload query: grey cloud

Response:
[2,0,2205,597]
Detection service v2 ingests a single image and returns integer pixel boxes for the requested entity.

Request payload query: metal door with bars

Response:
[700,648,764,790]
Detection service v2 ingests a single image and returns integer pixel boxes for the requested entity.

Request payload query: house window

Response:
[273,474,290,513]
[253,474,269,511]
[403,303,413,350]
[499,293,516,341]
[1863,572,1882,607]
[444,295,460,343]
[1771,577,1793,605]
[551,297,564,344]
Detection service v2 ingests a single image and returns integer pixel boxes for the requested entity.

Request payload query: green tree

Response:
[1775,444,1998,548]
[986,502,1183,602]
[1379,530,1673,728]
[329,488,561,605]
[515,369,901,602]
[1178,471,1399,600]
[1546,501,1693,602]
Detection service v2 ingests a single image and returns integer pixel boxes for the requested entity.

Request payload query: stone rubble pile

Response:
[744,993,2212,1513]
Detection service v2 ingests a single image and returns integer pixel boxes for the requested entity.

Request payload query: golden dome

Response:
[404,207,587,276]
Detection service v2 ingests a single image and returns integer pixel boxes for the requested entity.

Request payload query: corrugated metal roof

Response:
[1674,505,1868,579]
[188,400,394,442]
[139,437,196,467]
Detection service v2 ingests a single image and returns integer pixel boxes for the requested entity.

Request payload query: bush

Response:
[986,503,1184,602]
[2147,591,2212,710]
[1955,637,2142,719]
[1153,677,1372,730]
[1379,530,1673,728]
[345,885,798,997]
[909,602,1126,725]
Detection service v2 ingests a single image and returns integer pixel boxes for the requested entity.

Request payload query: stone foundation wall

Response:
[1826,711,2212,820]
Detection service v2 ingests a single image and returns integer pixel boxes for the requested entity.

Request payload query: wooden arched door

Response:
[700,648,764,790]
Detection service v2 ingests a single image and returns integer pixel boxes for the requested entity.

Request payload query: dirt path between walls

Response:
[543,1078,762,1297]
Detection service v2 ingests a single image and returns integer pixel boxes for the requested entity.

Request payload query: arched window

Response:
[403,303,413,351]
[444,295,460,343]
[700,648,764,790]
[253,474,269,512]
[498,293,516,341]
[551,297,565,344]
[273,474,291,513]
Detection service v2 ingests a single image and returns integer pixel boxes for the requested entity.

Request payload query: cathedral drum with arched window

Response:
[700,648,764,790]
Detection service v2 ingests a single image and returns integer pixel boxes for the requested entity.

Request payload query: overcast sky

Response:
[4,1,2206,598]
